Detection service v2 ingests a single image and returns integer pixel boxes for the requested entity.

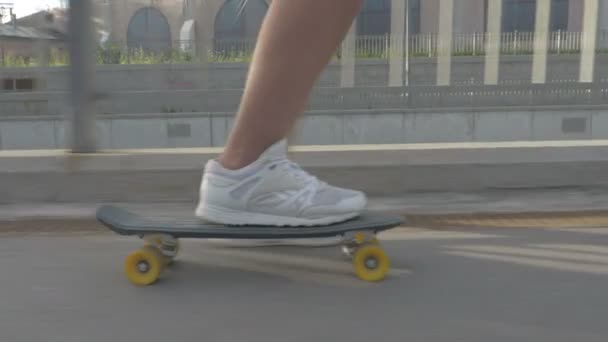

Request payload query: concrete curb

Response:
[3,141,608,203]
[4,140,608,173]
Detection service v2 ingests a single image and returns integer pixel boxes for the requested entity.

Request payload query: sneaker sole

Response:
[196,204,359,227]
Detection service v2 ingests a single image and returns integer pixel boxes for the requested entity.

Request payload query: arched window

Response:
[127,7,172,53]
[214,0,268,40]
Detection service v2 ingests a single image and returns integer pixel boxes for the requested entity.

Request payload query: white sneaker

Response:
[195,139,367,226]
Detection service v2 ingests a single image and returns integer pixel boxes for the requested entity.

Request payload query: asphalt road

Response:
[2,225,608,342]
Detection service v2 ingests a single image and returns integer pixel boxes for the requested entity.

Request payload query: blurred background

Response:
[0,0,606,152]
[2,3,608,342]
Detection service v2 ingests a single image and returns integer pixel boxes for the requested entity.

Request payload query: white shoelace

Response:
[272,157,322,188]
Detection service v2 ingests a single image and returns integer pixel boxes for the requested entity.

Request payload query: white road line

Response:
[447,245,608,265]
[445,251,608,276]
[542,227,608,234]
[531,244,608,256]
[380,230,503,241]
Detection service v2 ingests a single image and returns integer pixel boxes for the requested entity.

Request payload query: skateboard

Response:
[96,205,404,286]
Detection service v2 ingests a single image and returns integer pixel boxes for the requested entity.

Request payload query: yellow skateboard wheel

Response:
[124,246,164,286]
[353,244,390,282]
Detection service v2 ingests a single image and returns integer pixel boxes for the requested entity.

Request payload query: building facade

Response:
[91,0,602,54]
[96,0,268,56]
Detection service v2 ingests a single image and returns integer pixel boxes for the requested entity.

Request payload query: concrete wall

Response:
[5,141,608,202]
[188,0,223,57]
[107,0,185,44]
[420,0,440,34]
[453,0,485,33]
[1,107,607,150]
[1,55,605,94]
[568,0,584,32]
[3,79,606,118]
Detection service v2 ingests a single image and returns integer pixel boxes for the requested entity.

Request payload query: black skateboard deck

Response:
[96,205,404,285]
[96,205,404,239]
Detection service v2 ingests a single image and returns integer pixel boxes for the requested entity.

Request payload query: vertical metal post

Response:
[404,0,410,87]
[340,19,357,88]
[68,0,96,152]
[532,0,551,84]
[600,0,608,50]
[484,0,502,85]
[389,0,406,86]
[437,0,454,86]
[580,0,600,83]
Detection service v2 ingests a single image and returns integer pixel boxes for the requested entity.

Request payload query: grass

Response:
[2,45,607,67]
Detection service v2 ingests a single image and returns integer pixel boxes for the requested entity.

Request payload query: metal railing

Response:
[357,30,608,58]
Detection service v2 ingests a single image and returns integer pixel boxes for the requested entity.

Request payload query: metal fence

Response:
[2,82,607,119]
[356,30,608,58]
[213,30,608,59]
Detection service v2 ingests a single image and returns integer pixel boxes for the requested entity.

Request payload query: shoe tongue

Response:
[261,139,288,160]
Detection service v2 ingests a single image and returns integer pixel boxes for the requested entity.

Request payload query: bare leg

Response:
[220,0,362,170]
[197,0,367,226]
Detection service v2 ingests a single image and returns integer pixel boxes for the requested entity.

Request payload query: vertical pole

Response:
[404,0,410,86]
[68,0,96,152]
[484,0,502,85]
[580,0,600,83]
[437,0,454,86]
[532,0,551,84]
[389,0,406,86]
[340,19,357,88]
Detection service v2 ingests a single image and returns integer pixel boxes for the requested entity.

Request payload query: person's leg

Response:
[196,0,366,226]
[220,0,363,170]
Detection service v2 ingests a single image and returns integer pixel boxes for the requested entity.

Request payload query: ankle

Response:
[221,138,286,170]
[219,154,249,170]
[219,146,267,170]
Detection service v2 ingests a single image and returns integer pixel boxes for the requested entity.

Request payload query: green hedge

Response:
[1,45,607,67]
